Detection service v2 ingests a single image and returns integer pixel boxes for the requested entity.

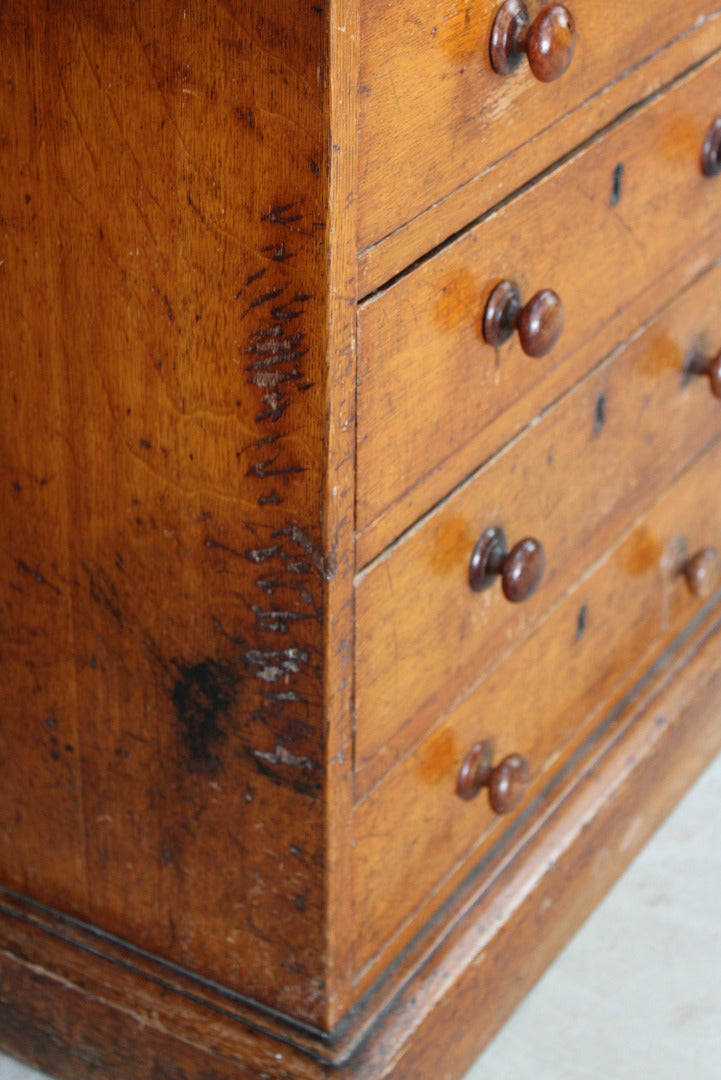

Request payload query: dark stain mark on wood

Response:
[203,537,246,559]
[245,544,282,564]
[247,286,285,312]
[245,268,266,288]
[308,157,319,177]
[254,433,281,448]
[263,203,302,226]
[273,523,335,582]
[251,742,320,796]
[576,604,588,641]
[231,200,326,809]
[253,742,315,769]
[243,648,309,683]
[16,559,61,595]
[234,106,255,129]
[263,241,293,262]
[594,393,606,434]
[85,562,126,624]
[251,605,313,633]
[254,389,290,423]
[246,457,306,479]
[171,659,240,776]
[611,162,625,206]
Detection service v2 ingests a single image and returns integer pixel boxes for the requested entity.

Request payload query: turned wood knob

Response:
[680,547,721,599]
[469,525,545,602]
[687,351,721,398]
[701,117,721,177]
[490,0,576,82]
[457,741,531,814]
[483,280,564,358]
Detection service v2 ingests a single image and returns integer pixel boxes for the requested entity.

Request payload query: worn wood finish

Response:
[4,1,721,1077]
[352,435,721,977]
[357,15,721,299]
[0,0,356,1028]
[358,51,721,551]
[358,0,721,254]
[2,598,721,1079]
[356,256,721,791]
[358,241,721,571]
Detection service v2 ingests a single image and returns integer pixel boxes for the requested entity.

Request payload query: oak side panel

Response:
[0,0,353,1027]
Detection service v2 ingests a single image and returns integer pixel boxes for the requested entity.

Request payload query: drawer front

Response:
[355,258,721,794]
[358,52,721,554]
[353,434,721,976]
[358,0,721,252]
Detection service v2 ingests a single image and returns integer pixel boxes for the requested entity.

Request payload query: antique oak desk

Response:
[3,3,721,1078]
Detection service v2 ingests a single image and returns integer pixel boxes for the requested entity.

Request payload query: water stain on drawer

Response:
[621,526,663,578]
[434,269,480,333]
[427,514,476,578]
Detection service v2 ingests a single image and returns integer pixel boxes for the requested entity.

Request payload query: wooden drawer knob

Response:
[469,525,545,602]
[687,351,721,398]
[490,1,576,83]
[483,280,564,358]
[701,117,721,177]
[457,741,531,814]
[681,547,721,599]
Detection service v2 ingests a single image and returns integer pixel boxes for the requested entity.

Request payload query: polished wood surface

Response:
[0,0,356,1029]
[4,592,721,1080]
[3,1,721,1078]
[357,51,721,552]
[357,0,721,254]
[356,257,721,792]
[352,435,721,977]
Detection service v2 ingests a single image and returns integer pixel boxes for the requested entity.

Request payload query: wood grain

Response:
[0,0,356,1028]
[3,1,721,1074]
[2,595,721,1079]
[356,255,721,792]
[349,607,721,1078]
[357,50,721,550]
[358,0,721,254]
[353,433,721,975]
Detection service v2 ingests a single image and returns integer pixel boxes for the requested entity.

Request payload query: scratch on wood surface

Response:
[253,743,315,770]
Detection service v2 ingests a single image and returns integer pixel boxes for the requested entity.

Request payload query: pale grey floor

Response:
[1,753,720,1080]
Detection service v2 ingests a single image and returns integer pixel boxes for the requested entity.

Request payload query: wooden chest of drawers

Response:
[2,3,721,1078]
